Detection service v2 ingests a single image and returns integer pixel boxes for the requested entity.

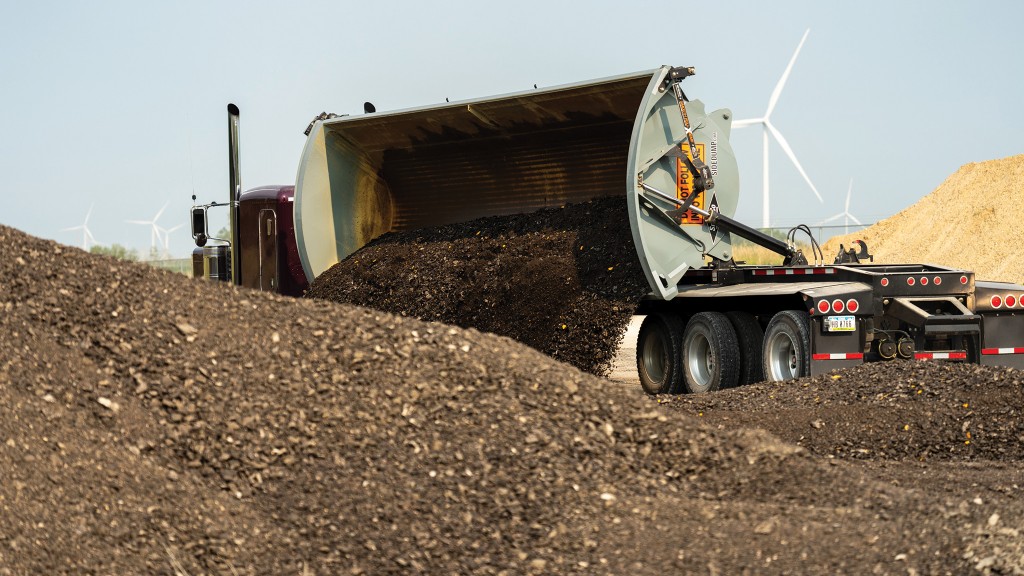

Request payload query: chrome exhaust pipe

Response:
[227,103,241,285]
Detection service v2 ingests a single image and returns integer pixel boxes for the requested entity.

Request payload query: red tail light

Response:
[817,300,831,314]
[920,276,929,286]
[1006,295,1018,308]
[991,295,1003,308]
[933,276,942,286]
[846,299,860,313]
[907,277,916,286]
[880,277,890,287]
[832,299,845,313]
[960,275,969,285]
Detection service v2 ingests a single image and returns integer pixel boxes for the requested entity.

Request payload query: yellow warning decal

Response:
[676,143,706,225]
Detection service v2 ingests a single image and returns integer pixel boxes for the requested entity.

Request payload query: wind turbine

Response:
[733,28,822,228]
[157,222,186,256]
[62,204,98,250]
[816,179,862,234]
[126,202,169,254]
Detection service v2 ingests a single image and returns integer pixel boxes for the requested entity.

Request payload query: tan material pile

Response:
[825,154,1024,284]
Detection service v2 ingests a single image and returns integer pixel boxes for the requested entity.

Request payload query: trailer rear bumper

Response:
[980,313,1024,370]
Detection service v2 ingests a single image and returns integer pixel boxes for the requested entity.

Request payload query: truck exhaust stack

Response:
[227,103,241,285]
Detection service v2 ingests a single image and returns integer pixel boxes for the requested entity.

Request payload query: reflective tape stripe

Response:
[811,353,864,361]
[981,347,1024,355]
[753,267,836,276]
[915,352,967,360]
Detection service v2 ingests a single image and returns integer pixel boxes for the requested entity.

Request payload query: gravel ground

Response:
[3,224,1024,574]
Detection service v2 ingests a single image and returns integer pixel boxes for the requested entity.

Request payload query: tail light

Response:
[960,275,969,285]
[832,299,845,313]
[817,300,831,314]
[991,295,1003,308]
[1006,295,1018,308]
[907,277,916,286]
[933,276,942,286]
[846,299,860,313]
[880,277,890,287]
[920,276,929,286]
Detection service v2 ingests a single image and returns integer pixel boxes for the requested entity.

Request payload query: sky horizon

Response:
[2,1,1022,259]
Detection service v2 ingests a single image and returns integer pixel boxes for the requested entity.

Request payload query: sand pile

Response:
[3,224,1024,574]
[306,197,651,375]
[825,154,1024,283]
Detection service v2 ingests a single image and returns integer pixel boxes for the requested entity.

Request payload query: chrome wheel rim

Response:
[767,331,799,381]
[641,330,667,385]
[686,333,713,392]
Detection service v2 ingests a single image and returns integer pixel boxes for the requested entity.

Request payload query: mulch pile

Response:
[663,361,1024,462]
[3,223,1024,574]
[306,197,651,375]
[825,154,1024,284]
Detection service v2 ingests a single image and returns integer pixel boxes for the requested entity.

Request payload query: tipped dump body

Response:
[294,66,738,300]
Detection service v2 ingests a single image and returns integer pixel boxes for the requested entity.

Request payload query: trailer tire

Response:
[681,312,740,394]
[762,310,811,382]
[726,311,764,387]
[636,313,685,395]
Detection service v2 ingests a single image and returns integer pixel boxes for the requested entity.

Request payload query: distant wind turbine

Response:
[126,202,169,253]
[62,204,98,251]
[816,179,862,234]
[733,28,822,228]
[157,222,185,255]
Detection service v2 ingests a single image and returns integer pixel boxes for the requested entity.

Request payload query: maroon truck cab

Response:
[237,185,308,297]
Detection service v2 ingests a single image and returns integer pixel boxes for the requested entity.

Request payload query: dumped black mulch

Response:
[4,222,1024,574]
[306,197,650,375]
[663,361,1024,461]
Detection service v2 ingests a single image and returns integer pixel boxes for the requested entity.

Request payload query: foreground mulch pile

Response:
[306,197,650,375]
[3,223,1024,574]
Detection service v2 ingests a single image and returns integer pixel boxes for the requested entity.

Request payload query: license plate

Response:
[826,315,856,332]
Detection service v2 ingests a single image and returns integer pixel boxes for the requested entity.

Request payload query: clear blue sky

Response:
[2,1,1022,258]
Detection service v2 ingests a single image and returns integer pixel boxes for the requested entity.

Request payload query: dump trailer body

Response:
[294,66,737,293]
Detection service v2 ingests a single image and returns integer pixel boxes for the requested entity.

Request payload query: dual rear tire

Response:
[636,309,810,394]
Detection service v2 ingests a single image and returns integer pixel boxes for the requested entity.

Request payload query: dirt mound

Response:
[306,197,650,376]
[4,224,1024,574]
[825,154,1024,284]
[663,361,1024,461]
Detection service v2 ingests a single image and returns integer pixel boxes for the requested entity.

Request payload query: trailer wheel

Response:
[762,310,811,382]
[681,312,740,394]
[726,311,764,387]
[636,313,684,395]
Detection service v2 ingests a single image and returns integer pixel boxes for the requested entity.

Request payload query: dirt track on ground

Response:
[4,221,1024,575]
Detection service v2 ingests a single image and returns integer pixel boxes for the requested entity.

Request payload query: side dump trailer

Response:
[191,65,1024,393]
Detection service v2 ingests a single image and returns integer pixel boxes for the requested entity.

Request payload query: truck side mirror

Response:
[191,207,208,246]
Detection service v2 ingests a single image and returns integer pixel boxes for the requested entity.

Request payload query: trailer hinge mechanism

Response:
[665,67,715,196]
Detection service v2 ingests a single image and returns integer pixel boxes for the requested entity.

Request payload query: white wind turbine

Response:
[126,201,169,254]
[816,179,862,234]
[62,204,98,250]
[157,222,186,256]
[733,28,822,228]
